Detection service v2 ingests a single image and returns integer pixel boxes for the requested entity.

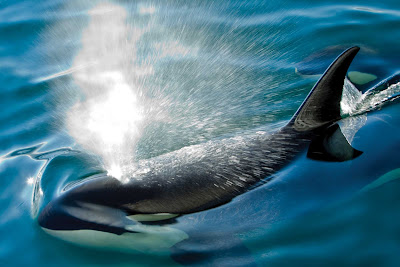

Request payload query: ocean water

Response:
[1,0,400,266]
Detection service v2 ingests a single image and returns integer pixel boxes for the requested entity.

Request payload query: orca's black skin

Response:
[39,47,361,234]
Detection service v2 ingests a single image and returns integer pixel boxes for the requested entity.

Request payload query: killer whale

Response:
[38,47,362,240]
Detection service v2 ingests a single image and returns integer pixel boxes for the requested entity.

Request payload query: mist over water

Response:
[65,3,150,179]
[53,1,285,179]
[56,2,200,179]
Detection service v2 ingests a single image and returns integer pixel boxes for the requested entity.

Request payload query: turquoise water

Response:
[1,0,400,266]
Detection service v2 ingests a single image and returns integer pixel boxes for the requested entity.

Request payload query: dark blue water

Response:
[1,0,400,266]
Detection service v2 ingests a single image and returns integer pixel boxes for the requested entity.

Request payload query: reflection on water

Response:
[26,177,35,185]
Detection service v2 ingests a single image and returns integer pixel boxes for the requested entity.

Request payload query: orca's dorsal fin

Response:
[290,46,360,131]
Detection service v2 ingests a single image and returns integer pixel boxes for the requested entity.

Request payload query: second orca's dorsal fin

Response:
[290,46,360,131]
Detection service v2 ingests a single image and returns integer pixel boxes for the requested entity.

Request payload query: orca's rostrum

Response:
[39,47,362,240]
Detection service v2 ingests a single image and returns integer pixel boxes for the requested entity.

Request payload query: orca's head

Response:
[38,192,130,235]
[38,191,188,252]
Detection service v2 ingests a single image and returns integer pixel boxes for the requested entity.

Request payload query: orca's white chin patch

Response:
[42,224,188,253]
